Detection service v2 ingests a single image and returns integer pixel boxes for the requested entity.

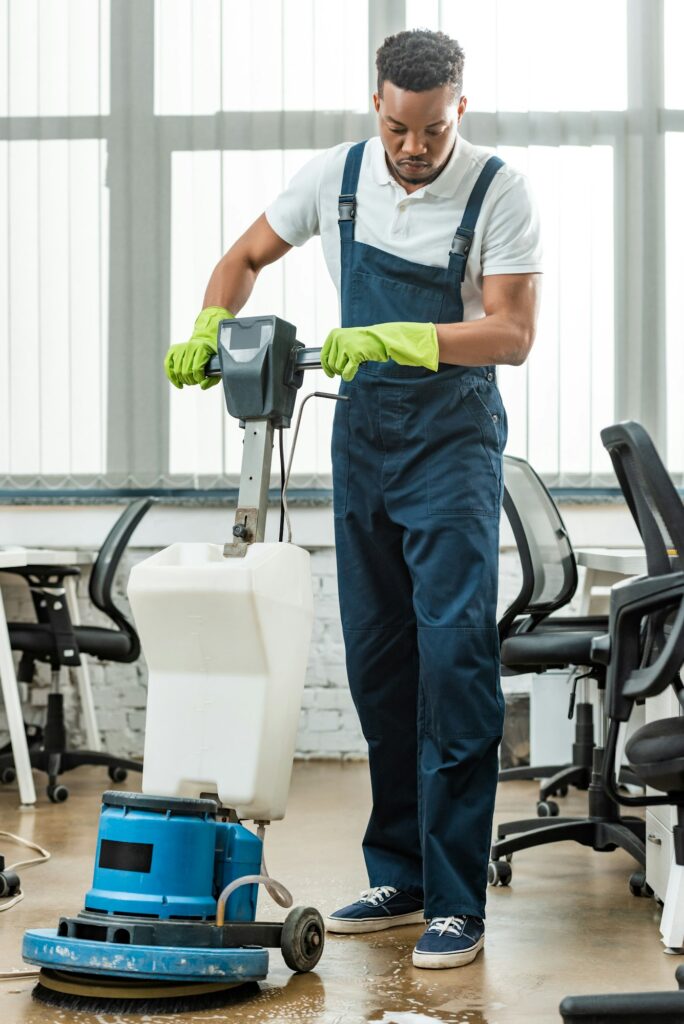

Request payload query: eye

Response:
[389,128,405,134]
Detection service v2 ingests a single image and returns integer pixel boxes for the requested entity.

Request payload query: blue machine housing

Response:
[84,792,261,921]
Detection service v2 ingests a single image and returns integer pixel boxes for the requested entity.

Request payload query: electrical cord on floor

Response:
[0,832,50,982]
[0,830,50,913]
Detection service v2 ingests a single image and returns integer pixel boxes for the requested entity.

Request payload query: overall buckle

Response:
[338,194,356,222]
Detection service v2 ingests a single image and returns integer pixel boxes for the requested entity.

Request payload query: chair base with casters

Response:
[490,626,646,889]
[490,743,645,888]
[0,676,141,804]
[0,500,151,803]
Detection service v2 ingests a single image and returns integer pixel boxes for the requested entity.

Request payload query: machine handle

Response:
[205,347,322,377]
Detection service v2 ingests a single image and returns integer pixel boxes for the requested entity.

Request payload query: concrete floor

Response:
[0,761,679,1024]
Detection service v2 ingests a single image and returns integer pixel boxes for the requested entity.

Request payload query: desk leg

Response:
[64,577,102,753]
[0,591,36,805]
[578,568,597,616]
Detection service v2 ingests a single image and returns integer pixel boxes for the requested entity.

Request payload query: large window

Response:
[0,0,680,490]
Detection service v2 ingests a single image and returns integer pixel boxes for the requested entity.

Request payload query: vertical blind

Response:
[0,0,681,490]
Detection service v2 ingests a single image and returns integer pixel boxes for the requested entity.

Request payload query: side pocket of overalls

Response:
[331,388,350,518]
[426,380,505,516]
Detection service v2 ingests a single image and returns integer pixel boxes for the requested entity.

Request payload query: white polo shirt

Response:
[265,134,542,322]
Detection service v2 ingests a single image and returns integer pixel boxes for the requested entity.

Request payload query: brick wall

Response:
[0,547,528,761]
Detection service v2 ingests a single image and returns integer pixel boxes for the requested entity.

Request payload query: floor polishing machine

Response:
[22,316,341,1012]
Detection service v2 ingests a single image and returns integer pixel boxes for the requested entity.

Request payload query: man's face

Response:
[374,81,466,189]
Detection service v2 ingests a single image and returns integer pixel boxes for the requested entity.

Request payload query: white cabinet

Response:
[646,810,674,903]
[645,685,681,905]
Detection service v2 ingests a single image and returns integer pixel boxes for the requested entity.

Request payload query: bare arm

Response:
[203,213,292,313]
[435,273,542,366]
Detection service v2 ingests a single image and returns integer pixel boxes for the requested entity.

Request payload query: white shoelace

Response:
[358,885,398,906]
[427,915,467,936]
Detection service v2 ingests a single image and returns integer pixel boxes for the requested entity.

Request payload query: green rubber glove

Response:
[164,307,234,390]
[321,322,439,382]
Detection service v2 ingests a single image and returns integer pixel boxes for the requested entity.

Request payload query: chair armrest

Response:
[607,570,684,722]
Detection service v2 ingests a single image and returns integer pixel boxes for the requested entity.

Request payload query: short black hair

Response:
[376,29,465,99]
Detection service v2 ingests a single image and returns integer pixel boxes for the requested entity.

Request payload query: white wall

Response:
[0,501,642,761]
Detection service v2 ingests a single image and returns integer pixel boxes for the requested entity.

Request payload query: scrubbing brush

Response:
[32,968,259,1015]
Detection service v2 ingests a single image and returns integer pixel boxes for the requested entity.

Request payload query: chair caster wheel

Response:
[47,784,69,803]
[488,860,512,886]
[629,870,653,898]
[108,766,128,783]
[0,767,16,784]
[556,784,569,797]
[537,800,559,817]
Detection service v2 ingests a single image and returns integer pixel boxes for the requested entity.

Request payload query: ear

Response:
[457,95,468,124]
[373,93,381,114]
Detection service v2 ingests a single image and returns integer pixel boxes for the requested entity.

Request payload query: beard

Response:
[387,143,456,187]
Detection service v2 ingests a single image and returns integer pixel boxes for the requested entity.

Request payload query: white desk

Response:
[0,547,99,806]
[0,547,35,805]
[575,547,647,615]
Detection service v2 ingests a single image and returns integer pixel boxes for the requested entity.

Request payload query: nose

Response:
[401,133,427,158]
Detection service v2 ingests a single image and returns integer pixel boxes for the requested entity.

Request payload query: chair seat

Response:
[501,629,606,671]
[9,622,133,661]
[626,717,684,793]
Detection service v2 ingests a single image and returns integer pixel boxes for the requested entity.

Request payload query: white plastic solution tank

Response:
[127,542,313,821]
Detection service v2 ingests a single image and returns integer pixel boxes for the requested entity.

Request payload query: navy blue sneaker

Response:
[325,886,425,933]
[412,915,485,968]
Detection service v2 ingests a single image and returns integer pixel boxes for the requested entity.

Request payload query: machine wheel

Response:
[47,784,69,803]
[108,765,128,783]
[488,860,512,887]
[537,800,559,818]
[0,767,16,784]
[629,870,653,898]
[280,906,324,973]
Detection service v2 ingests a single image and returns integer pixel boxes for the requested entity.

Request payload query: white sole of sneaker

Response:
[325,910,425,934]
[411,934,485,969]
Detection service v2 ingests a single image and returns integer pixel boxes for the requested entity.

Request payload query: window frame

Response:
[0,0,677,494]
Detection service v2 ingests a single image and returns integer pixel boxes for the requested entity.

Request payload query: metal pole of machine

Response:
[204,319,322,558]
[226,419,274,556]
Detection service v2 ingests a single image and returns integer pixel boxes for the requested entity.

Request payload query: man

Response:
[165,29,542,970]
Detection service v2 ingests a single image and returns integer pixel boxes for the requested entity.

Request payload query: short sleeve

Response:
[264,151,327,247]
[481,173,543,276]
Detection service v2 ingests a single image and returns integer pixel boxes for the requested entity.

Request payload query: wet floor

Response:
[0,761,678,1023]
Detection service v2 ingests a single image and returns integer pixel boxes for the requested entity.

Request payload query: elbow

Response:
[506,324,536,366]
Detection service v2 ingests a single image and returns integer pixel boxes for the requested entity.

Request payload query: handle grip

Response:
[205,347,322,377]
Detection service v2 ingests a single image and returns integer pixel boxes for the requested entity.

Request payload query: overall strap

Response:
[448,155,504,281]
[338,140,367,245]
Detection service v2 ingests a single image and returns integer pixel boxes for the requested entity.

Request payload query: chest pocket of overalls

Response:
[426,378,506,516]
[350,271,444,326]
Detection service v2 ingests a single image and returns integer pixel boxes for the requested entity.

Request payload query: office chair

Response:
[498,455,609,814]
[490,454,648,886]
[559,422,684,1020]
[0,498,152,802]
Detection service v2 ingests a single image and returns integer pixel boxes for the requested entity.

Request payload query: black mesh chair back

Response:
[601,421,684,577]
[499,455,578,638]
[88,498,153,659]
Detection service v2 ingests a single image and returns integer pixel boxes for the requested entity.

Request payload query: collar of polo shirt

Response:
[371,134,474,200]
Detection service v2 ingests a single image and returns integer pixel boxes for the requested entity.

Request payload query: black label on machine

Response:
[99,838,153,873]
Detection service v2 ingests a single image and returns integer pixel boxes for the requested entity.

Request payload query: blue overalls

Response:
[332,141,507,920]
